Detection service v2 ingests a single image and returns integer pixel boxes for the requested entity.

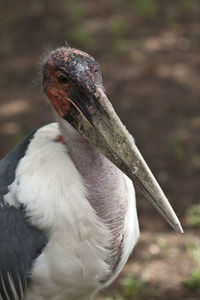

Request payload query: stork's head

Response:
[43,46,183,234]
[43,48,104,117]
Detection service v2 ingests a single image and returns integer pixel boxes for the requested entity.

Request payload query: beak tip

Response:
[174,222,184,234]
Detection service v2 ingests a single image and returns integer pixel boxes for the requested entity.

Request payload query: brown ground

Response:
[0,1,200,299]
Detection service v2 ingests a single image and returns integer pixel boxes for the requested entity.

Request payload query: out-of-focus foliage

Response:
[121,277,144,297]
[186,205,200,228]
[1,0,200,62]
[185,271,200,291]
[187,238,200,267]
[185,236,200,293]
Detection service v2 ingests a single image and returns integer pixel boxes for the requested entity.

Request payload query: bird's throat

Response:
[56,115,132,275]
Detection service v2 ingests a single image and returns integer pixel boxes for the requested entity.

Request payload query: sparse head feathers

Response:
[42,47,103,93]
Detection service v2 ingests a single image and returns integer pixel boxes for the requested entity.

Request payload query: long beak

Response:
[64,86,183,233]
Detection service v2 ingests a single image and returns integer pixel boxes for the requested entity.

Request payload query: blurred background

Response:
[0,0,200,299]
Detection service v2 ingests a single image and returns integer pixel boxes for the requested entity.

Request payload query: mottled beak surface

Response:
[64,86,183,234]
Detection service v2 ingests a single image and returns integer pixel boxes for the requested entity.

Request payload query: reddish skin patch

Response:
[57,135,65,144]
[45,72,70,117]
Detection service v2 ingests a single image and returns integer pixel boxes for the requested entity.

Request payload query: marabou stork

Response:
[0,47,183,300]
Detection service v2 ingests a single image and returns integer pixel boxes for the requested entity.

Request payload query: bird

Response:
[0,46,183,300]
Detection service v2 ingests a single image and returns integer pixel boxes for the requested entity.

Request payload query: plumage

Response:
[2,123,138,299]
[0,46,182,300]
[0,131,47,299]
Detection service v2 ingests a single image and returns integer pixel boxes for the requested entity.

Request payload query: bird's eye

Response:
[57,73,69,85]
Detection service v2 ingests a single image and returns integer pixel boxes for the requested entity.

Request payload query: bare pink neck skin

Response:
[56,114,129,274]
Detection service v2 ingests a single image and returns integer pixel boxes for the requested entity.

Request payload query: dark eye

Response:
[57,73,69,84]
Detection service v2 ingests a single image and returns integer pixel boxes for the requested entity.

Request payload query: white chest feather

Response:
[5,123,139,300]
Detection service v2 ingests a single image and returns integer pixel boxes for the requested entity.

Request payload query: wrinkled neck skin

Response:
[56,113,87,145]
[55,113,130,270]
[55,114,128,216]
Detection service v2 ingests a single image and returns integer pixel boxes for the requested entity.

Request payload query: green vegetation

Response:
[105,296,124,300]
[101,276,145,299]
[70,28,95,49]
[186,205,200,228]
[67,1,88,23]
[109,16,130,38]
[121,276,144,297]
[134,0,158,20]
[171,137,186,160]
[185,236,200,292]
[185,271,200,291]
[180,0,200,12]
[187,238,200,267]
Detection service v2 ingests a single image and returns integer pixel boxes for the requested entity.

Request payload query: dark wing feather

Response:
[0,130,47,299]
[0,206,47,300]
